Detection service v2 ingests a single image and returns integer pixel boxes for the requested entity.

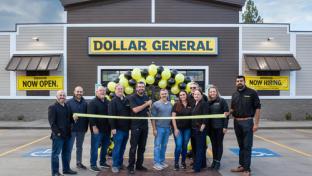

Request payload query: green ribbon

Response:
[74,113,225,120]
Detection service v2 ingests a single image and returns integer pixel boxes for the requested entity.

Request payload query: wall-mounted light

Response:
[267,37,274,41]
[32,37,39,42]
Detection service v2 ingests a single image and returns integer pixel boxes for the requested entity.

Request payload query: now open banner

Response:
[245,76,289,91]
[17,76,64,91]
[88,37,218,55]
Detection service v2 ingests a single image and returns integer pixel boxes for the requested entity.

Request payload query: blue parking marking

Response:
[24,148,51,157]
[230,148,281,157]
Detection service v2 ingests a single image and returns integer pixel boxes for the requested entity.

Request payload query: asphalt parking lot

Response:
[0,127,311,176]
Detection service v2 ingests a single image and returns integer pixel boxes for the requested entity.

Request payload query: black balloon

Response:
[124,71,132,80]
[170,69,178,78]
[155,73,162,81]
[141,69,149,78]
[154,74,162,86]
[184,76,191,84]
[157,66,164,74]
[179,83,187,90]
[114,78,120,83]
[128,79,137,86]
[168,78,175,86]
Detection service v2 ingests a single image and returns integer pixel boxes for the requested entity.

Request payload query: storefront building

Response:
[0,0,311,120]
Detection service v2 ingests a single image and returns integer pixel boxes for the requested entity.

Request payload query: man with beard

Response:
[230,75,261,176]
[127,82,152,174]
[67,86,88,170]
[49,90,77,176]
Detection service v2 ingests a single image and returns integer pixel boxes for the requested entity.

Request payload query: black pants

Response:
[234,119,254,172]
[128,127,148,169]
[192,129,207,172]
[210,128,224,162]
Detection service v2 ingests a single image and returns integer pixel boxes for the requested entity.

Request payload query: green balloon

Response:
[125,86,134,95]
[161,68,171,80]
[119,78,129,87]
[175,73,185,84]
[107,82,116,92]
[158,79,167,89]
[132,68,142,81]
[186,82,192,93]
[146,75,155,85]
[148,64,157,76]
[171,85,180,95]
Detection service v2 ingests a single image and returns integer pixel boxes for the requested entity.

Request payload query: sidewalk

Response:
[0,118,311,129]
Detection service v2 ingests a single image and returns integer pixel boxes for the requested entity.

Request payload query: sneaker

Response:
[77,163,87,169]
[89,166,101,172]
[209,161,216,170]
[174,163,179,171]
[53,172,64,176]
[161,162,169,168]
[100,163,111,169]
[214,162,220,170]
[128,167,135,174]
[153,163,164,171]
[136,165,148,171]
[111,167,119,173]
[63,169,77,175]
[181,162,186,169]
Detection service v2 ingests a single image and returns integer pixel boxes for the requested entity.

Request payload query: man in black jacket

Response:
[108,84,131,173]
[67,86,88,169]
[230,76,261,176]
[48,90,77,176]
[88,86,111,172]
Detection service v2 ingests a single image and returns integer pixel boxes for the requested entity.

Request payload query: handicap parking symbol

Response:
[24,148,51,157]
[230,148,281,157]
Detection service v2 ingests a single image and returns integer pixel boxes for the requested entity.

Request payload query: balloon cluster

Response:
[107,64,192,96]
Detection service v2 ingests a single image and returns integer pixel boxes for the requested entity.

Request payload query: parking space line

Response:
[296,129,312,134]
[0,135,50,157]
[254,134,312,157]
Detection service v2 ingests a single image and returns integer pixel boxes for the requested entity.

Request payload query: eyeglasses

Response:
[190,87,197,89]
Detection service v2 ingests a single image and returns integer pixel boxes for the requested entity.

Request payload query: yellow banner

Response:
[88,37,218,55]
[17,76,64,90]
[245,76,289,91]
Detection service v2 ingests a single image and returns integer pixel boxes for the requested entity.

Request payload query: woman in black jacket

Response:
[208,86,229,170]
[189,89,209,173]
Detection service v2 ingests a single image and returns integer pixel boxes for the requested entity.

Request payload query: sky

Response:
[0,0,311,31]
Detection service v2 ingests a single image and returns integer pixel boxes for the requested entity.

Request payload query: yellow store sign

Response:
[245,76,289,91]
[17,76,64,90]
[88,37,218,55]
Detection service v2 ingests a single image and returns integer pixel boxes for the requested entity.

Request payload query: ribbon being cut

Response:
[73,113,225,120]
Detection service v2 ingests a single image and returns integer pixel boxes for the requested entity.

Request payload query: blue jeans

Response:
[68,132,86,164]
[51,135,71,175]
[90,132,110,166]
[112,130,129,168]
[154,127,170,164]
[174,128,191,164]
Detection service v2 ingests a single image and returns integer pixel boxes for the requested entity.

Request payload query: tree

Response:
[242,0,263,23]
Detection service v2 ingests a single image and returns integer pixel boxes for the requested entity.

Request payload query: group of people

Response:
[48,75,261,176]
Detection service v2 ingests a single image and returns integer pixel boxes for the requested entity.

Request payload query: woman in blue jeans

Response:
[172,90,192,170]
